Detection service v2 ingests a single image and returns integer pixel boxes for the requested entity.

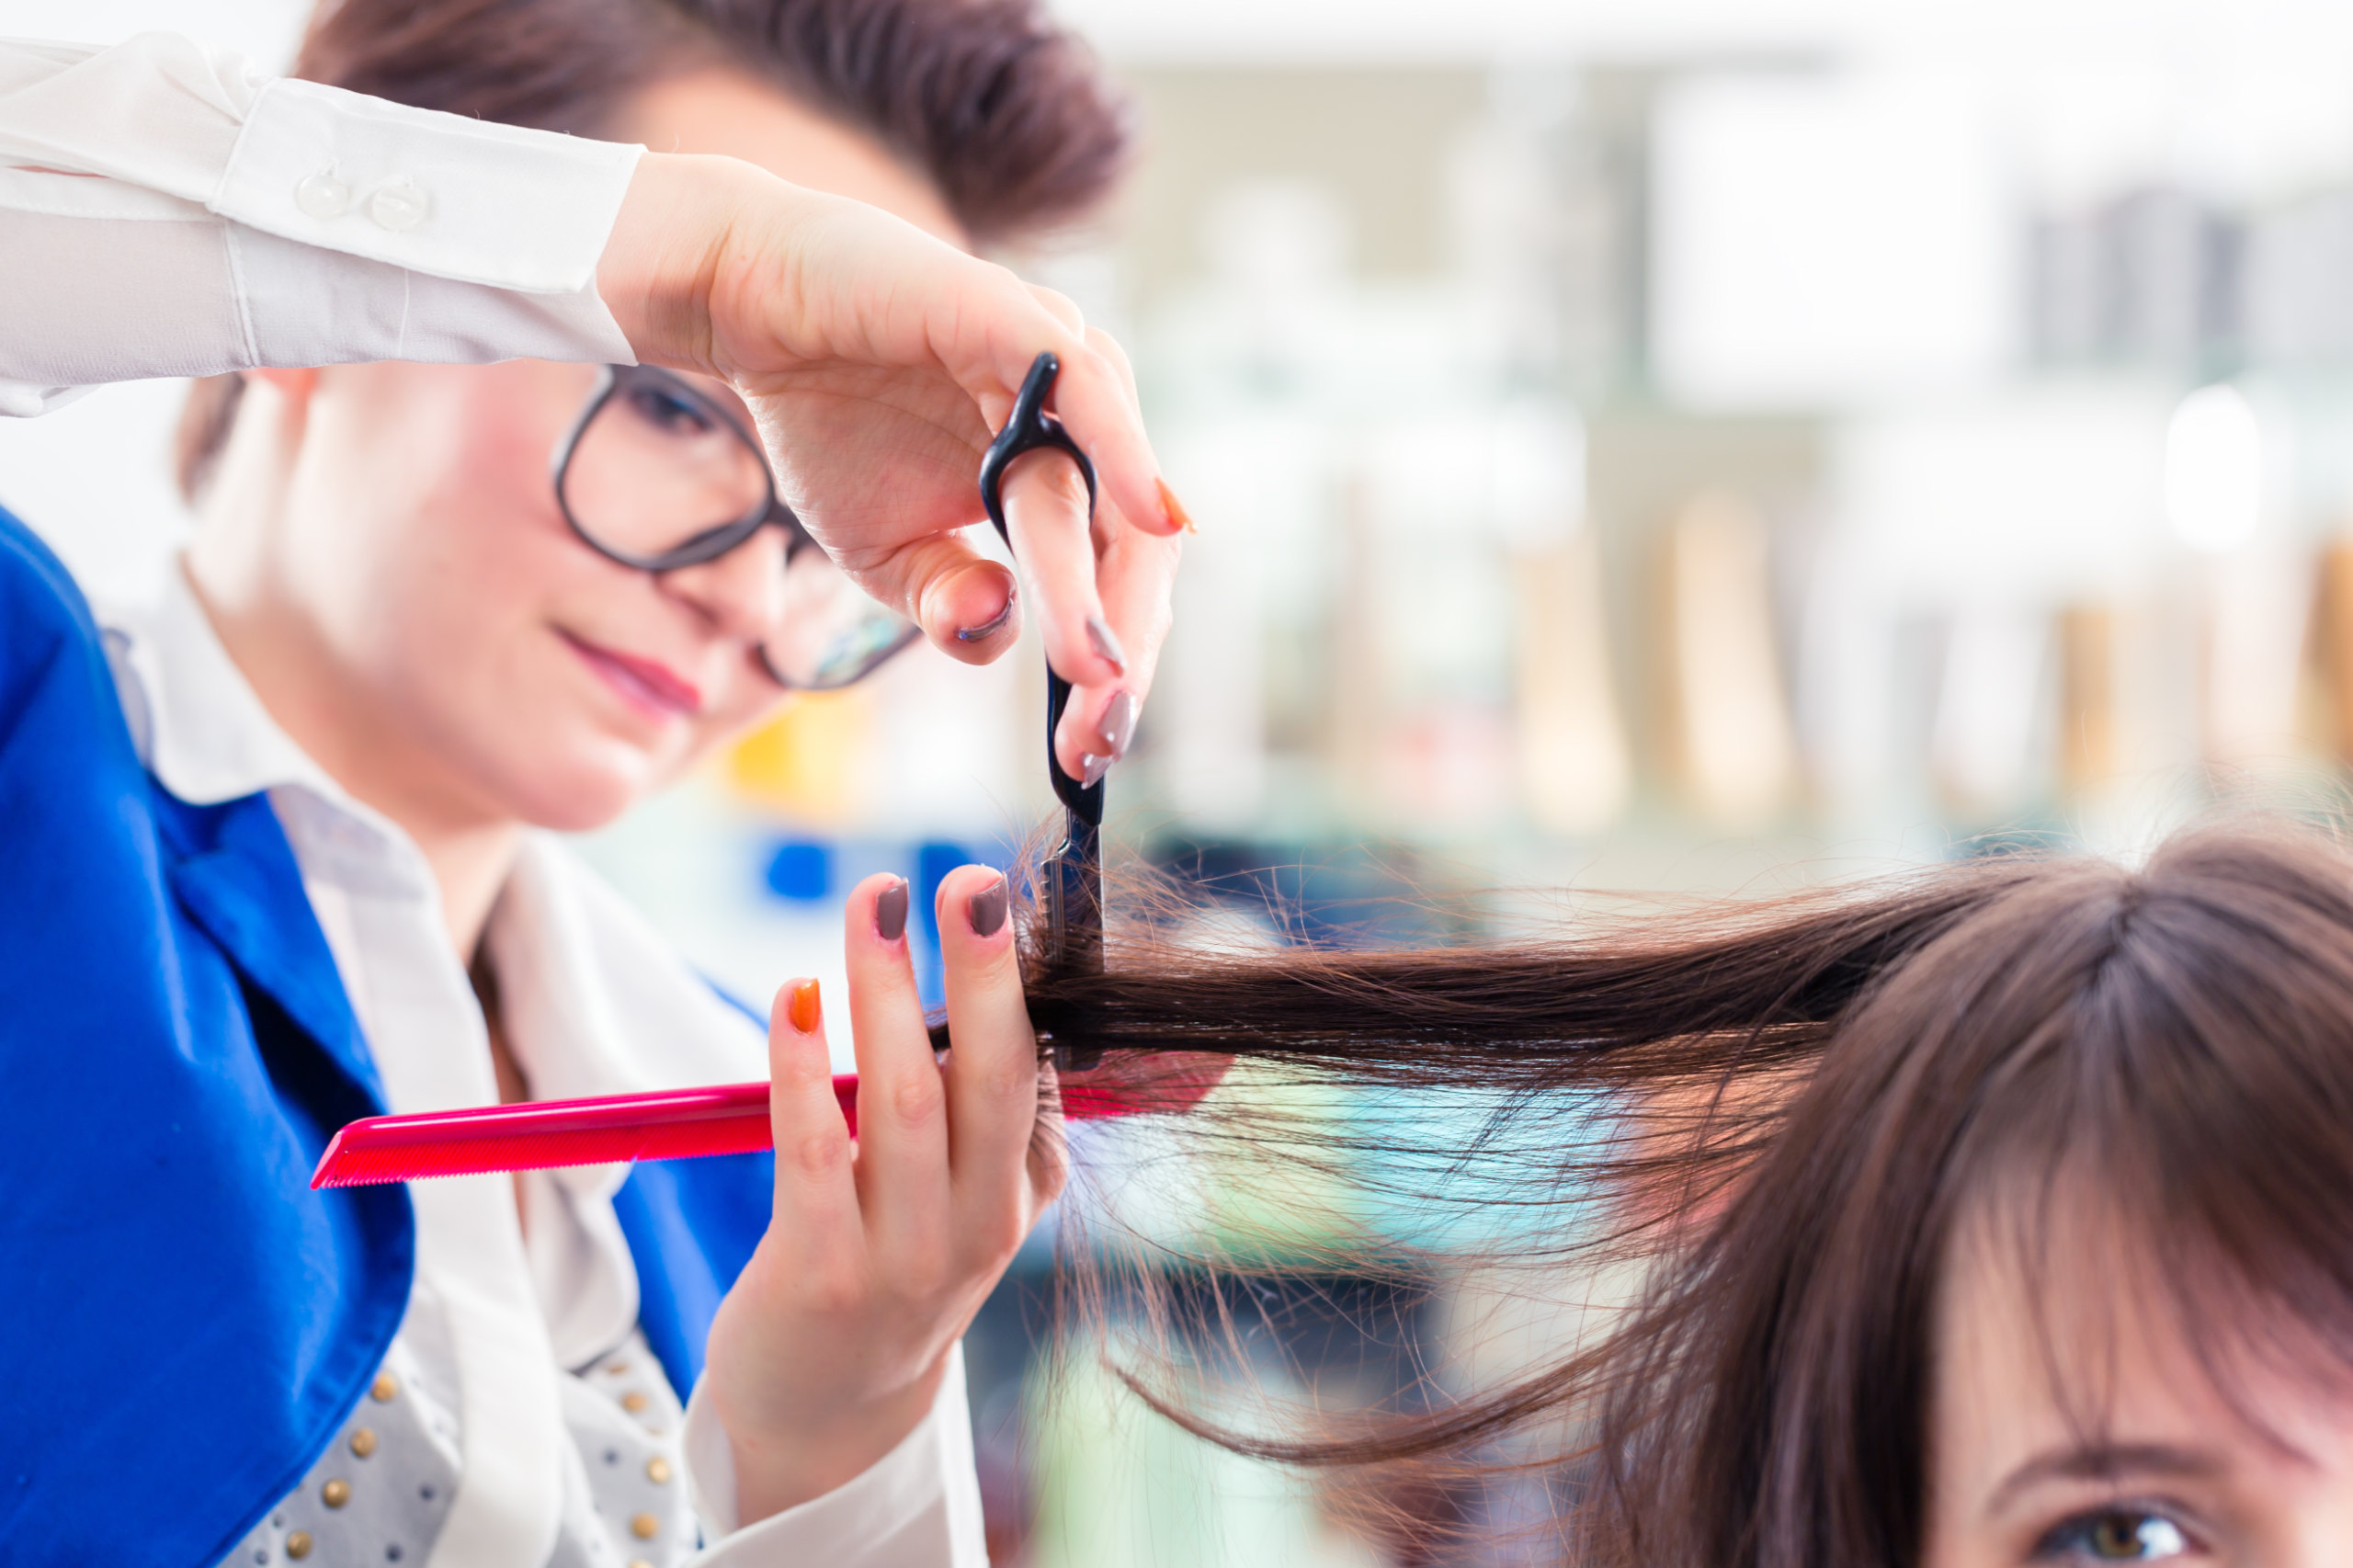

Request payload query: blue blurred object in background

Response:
[762,838,833,902]
[914,840,968,1008]
[760,835,1008,1007]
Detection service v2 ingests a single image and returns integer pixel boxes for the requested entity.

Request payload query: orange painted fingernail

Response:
[1157,476,1196,534]
[788,978,822,1035]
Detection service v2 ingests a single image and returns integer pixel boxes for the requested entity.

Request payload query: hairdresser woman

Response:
[0,7,1178,1565]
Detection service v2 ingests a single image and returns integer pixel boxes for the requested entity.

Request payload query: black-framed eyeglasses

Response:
[551,364,920,690]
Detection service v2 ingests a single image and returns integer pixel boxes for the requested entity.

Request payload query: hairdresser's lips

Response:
[561,631,705,721]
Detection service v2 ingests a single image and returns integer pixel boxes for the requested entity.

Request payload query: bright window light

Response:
[2164,384,2263,553]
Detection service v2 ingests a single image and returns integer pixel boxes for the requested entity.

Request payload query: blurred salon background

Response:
[15,0,2353,1561]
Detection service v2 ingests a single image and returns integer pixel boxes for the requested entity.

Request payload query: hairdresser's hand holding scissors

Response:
[701,869,1059,1521]
[600,153,1187,778]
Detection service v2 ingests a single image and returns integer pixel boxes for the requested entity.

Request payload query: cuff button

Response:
[369,181,429,233]
[294,173,349,220]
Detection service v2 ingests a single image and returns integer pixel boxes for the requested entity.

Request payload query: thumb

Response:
[853,536,1022,665]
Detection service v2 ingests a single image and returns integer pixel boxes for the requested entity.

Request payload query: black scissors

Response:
[977,351,1103,1072]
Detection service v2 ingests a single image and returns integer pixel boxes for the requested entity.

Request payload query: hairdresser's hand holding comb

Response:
[700,868,1062,1525]
[599,153,1185,780]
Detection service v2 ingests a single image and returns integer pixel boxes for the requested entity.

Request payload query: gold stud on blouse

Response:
[606,1361,630,1376]
[631,1512,659,1540]
[620,1391,648,1414]
[285,1531,314,1560]
[371,1371,400,1403]
[644,1456,672,1484]
[322,1478,351,1509]
[349,1426,378,1459]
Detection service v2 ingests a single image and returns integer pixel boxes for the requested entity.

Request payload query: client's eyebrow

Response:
[1986,1443,2226,1513]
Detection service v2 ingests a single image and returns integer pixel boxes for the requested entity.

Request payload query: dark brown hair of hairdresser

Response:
[1010,824,2353,1565]
[174,0,1132,500]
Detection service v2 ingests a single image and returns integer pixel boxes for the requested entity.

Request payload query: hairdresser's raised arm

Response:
[0,33,639,406]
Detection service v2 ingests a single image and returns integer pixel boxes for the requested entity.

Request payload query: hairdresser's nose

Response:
[661,528,788,643]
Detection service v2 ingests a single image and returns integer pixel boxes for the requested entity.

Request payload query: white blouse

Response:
[102,534,986,1568]
[7,30,989,1568]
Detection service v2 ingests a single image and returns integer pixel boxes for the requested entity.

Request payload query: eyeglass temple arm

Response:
[977,353,1106,1070]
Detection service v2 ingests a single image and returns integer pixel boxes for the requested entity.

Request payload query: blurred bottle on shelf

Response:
[2030,187,2235,373]
[2199,551,2312,778]
[1659,491,1795,827]
[2245,190,2353,372]
[2057,604,2128,799]
[2313,542,2353,769]
[1515,527,1629,835]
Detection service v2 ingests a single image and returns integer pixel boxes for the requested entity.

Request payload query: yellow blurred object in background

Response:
[2058,605,2121,797]
[725,689,871,826]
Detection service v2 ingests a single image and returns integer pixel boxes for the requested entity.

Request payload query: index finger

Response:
[1051,502,1180,772]
[1042,336,1182,549]
[935,865,1056,1227]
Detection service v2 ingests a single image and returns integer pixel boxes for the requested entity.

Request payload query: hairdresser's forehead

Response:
[1926,1202,2353,1549]
[608,67,969,249]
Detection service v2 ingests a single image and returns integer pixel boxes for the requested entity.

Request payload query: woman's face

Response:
[1924,1211,2353,1566]
[202,71,965,833]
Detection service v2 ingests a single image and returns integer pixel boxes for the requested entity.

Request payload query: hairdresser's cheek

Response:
[679,675,790,779]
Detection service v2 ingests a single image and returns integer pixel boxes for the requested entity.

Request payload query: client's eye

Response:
[2037,1508,2195,1562]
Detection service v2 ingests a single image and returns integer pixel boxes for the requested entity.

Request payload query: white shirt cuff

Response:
[215,76,642,295]
[0,33,641,405]
[681,1344,991,1567]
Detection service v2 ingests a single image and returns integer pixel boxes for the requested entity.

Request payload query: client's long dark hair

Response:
[1004,824,2353,1566]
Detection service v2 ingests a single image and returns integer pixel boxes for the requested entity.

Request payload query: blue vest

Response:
[0,507,774,1564]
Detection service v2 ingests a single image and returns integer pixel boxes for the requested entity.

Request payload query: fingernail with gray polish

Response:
[1100,689,1137,760]
[1086,616,1128,674]
[968,875,1009,937]
[955,592,1016,643]
[875,878,909,942]
[1080,753,1110,788]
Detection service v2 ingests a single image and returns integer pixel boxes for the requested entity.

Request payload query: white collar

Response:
[103,560,344,806]
[99,563,768,1364]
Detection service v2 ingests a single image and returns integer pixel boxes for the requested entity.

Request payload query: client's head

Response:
[1030,824,2353,1566]
[1632,827,2353,1568]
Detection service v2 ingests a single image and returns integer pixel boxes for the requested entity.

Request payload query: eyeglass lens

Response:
[559,369,918,688]
[562,374,769,561]
[763,566,923,690]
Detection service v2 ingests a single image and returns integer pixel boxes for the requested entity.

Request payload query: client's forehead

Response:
[1927,1199,2353,1540]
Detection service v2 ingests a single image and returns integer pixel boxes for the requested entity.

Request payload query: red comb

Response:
[310,1073,1160,1189]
